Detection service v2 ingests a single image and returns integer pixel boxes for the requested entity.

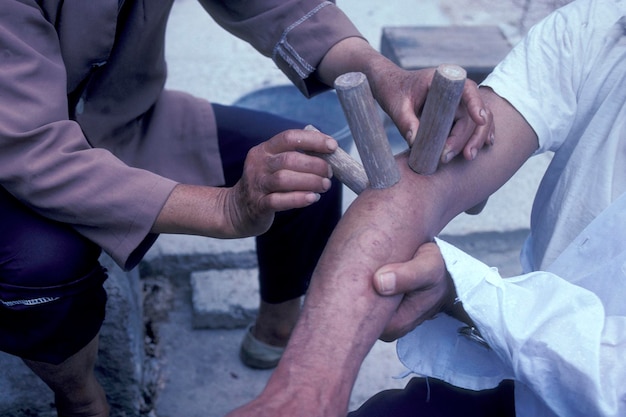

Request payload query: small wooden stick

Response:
[304,125,369,195]
[408,64,466,175]
[334,72,400,189]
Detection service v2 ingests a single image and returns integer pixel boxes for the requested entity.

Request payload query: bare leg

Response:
[23,334,109,417]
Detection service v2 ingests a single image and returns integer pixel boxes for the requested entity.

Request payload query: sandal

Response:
[239,324,285,369]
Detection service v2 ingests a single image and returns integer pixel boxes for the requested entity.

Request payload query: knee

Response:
[5,221,101,287]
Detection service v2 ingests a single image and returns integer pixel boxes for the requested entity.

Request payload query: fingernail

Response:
[470,147,478,160]
[377,272,396,294]
[442,150,455,164]
[326,138,337,151]
[480,108,487,122]
[489,132,495,146]
[405,130,413,144]
[306,193,321,203]
[322,178,332,190]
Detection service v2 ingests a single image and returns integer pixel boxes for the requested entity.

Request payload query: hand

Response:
[153,129,337,239]
[368,66,495,165]
[226,128,338,237]
[373,241,458,341]
[317,38,493,165]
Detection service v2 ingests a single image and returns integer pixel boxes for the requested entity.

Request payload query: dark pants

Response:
[349,377,515,417]
[0,104,341,363]
[214,104,342,303]
[0,186,107,364]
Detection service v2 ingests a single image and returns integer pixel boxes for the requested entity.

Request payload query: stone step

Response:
[190,268,259,329]
[140,235,257,279]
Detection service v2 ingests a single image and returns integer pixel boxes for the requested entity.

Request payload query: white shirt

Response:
[397,0,626,415]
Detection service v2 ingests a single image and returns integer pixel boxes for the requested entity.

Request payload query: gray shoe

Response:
[239,325,285,369]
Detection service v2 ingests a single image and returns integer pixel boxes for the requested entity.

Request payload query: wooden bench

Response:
[380,26,513,83]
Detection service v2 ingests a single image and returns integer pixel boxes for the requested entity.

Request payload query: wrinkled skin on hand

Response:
[226,128,337,237]
[374,241,476,340]
[366,66,494,215]
[373,242,457,341]
[153,128,339,239]
[317,39,494,168]
[374,242,454,341]
[367,67,495,163]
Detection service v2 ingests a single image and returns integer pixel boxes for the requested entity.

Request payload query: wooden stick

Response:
[304,125,369,195]
[408,64,466,175]
[334,72,400,189]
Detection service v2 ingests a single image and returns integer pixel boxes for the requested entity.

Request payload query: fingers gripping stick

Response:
[304,125,369,195]
[408,64,466,175]
[334,72,401,189]
[305,67,464,192]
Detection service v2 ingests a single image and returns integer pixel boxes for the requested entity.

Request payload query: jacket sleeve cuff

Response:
[272,1,365,97]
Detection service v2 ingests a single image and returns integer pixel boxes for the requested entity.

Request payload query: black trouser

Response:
[0,186,107,364]
[349,377,515,417]
[213,104,343,303]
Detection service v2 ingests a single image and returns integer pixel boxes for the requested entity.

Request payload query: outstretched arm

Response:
[227,87,538,417]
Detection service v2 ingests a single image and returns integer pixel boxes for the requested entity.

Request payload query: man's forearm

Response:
[238,89,538,416]
[271,158,445,412]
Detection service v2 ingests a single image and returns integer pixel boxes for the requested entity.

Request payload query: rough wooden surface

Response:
[304,125,369,195]
[335,72,400,189]
[408,64,466,175]
[380,25,511,83]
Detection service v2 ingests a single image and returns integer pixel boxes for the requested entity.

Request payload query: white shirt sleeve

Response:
[481,0,624,155]
[397,193,626,417]
[397,2,626,415]
[481,2,581,153]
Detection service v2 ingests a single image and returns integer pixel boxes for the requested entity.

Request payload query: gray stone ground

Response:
[0,1,563,416]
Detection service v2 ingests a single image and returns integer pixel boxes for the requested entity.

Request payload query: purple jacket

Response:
[0,0,361,268]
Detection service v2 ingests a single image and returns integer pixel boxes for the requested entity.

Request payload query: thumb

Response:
[373,242,443,296]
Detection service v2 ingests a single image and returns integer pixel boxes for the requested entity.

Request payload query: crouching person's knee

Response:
[0,194,108,364]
